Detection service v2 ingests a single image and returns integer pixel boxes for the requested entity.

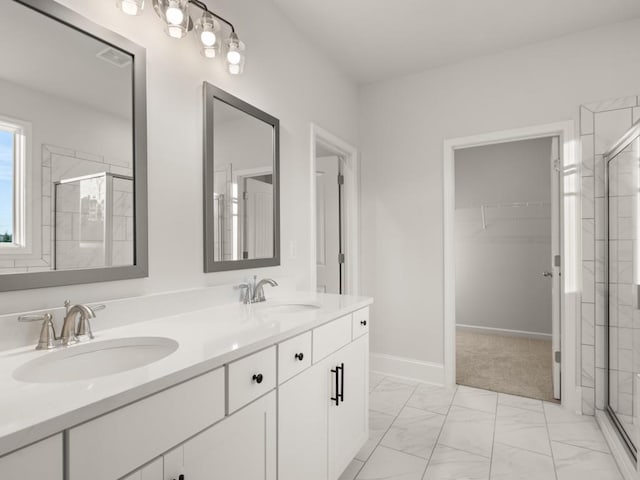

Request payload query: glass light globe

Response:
[227,50,241,65]
[165,2,184,25]
[203,46,217,58]
[167,25,183,38]
[117,0,144,16]
[201,30,216,47]
[228,63,241,75]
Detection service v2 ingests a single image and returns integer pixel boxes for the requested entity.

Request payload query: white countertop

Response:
[0,292,372,457]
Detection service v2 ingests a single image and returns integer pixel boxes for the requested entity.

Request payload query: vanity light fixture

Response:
[117,0,145,16]
[116,0,245,74]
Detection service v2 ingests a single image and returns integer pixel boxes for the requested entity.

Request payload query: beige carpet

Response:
[456,330,556,402]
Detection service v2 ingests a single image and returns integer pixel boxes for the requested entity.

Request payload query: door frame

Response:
[310,124,360,295]
[443,121,580,412]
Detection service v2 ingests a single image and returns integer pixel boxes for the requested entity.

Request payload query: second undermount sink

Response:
[259,302,321,314]
[13,336,178,383]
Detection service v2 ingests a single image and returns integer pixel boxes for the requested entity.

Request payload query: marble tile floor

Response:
[339,374,623,480]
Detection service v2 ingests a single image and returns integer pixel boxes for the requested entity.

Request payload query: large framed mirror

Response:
[203,83,280,272]
[0,0,147,292]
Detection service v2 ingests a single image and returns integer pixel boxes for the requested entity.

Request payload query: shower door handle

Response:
[543,271,553,278]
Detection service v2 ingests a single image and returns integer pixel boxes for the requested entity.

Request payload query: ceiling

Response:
[273,0,640,84]
[0,0,132,118]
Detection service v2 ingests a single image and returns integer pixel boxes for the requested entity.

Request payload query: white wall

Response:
[0,0,358,315]
[455,138,552,336]
[360,18,640,375]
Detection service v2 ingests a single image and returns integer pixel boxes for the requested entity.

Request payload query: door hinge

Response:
[554,351,561,363]
[243,191,249,200]
[554,255,561,267]
[337,174,344,185]
[553,159,561,173]
[338,253,345,264]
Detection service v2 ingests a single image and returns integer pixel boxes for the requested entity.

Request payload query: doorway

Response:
[443,121,579,410]
[453,137,560,401]
[310,124,360,296]
[316,154,345,294]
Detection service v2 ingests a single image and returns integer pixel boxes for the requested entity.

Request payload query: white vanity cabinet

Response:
[0,434,63,480]
[0,301,371,480]
[67,368,225,480]
[163,391,276,480]
[122,458,164,480]
[327,334,368,479]
[279,308,369,480]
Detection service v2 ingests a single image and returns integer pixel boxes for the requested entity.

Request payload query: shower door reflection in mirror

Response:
[606,125,640,458]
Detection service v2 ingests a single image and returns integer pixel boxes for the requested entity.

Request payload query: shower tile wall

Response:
[0,144,133,274]
[580,96,637,415]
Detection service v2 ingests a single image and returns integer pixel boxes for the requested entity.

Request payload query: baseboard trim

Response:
[595,409,637,480]
[370,352,444,385]
[456,324,552,341]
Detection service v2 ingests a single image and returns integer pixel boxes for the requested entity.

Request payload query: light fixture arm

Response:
[188,0,235,33]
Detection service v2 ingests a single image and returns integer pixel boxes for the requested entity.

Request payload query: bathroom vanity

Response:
[0,294,371,480]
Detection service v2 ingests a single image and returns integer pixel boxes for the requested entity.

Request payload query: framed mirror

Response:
[203,83,280,272]
[0,0,147,291]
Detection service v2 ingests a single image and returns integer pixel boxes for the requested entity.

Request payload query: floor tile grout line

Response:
[449,402,497,415]
[420,385,460,479]
[550,439,614,455]
[487,389,499,479]
[357,376,420,466]
[492,439,553,459]
[375,443,435,461]
[428,441,491,460]
[541,400,560,480]
[435,440,492,461]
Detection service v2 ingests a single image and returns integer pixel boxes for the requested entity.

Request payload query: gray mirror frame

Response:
[203,82,280,272]
[0,0,148,292]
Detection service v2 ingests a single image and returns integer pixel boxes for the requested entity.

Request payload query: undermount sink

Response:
[259,302,321,314]
[13,336,178,383]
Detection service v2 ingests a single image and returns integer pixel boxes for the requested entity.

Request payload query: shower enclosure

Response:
[54,172,134,270]
[605,121,640,459]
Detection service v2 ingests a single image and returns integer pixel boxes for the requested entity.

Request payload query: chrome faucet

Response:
[238,276,279,304]
[61,302,96,346]
[253,278,278,303]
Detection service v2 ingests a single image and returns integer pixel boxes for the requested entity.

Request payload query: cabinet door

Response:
[0,434,62,480]
[327,335,369,480]
[278,360,328,480]
[183,391,276,480]
[122,457,163,480]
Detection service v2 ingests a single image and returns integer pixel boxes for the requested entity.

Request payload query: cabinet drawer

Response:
[352,307,370,339]
[278,332,312,384]
[228,346,276,413]
[313,315,352,363]
[68,368,225,480]
[0,434,62,480]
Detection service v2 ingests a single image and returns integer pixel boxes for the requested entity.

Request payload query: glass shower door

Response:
[606,125,640,458]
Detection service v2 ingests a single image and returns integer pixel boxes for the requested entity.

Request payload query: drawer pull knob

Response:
[295,352,304,361]
[360,320,367,326]
[252,373,264,384]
